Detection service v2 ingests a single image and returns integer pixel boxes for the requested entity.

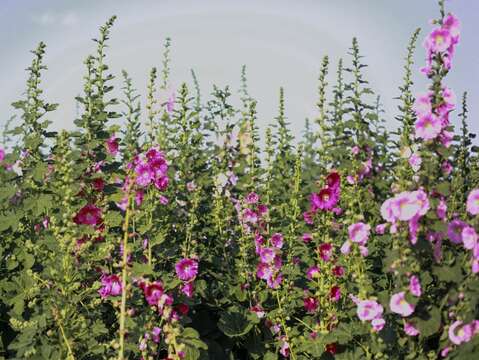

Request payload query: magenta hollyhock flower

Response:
[408,215,420,245]
[159,195,169,205]
[448,219,467,244]
[92,178,105,192]
[351,146,360,155]
[409,275,422,297]
[356,299,383,321]
[437,199,447,220]
[175,258,198,281]
[404,322,420,336]
[98,274,122,298]
[348,222,371,245]
[330,285,341,302]
[415,113,442,141]
[375,223,388,235]
[304,297,319,313]
[371,318,385,332]
[425,27,452,53]
[73,204,102,226]
[243,208,258,224]
[181,282,194,298]
[302,233,313,244]
[135,161,154,187]
[256,262,275,280]
[462,226,478,250]
[448,321,473,345]
[259,247,276,263]
[151,326,162,343]
[266,272,283,289]
[271,233,284,249]
[143,281,164,306]
[245,192,259,204]
[311,187,339,211]
[390,292,415,317]
[319,243,333,261]
[326,171,341,190]
[303,210,314,225]
[0,148,4,162]
[444,13,460,39]
[306,265,320,280]
[441,161,453,175]
[154,176,169,191]
[467,189,479,215]
[332,265,344,277]
[106,134,119,156]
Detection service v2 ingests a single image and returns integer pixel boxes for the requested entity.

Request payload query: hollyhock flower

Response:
[462,226,478,250]
[444,13,460,39]
[473,258,479,274]
[415,113,442,141]
[302,233,313,244]
[348,222,371,245]
[409,275,422,297]
[304,297,319,313]
[245,192,259,204]
[375,223,387,235]
[372,318,385,332]
[356,299,383,321]
[98,274,122,298]
[330,285,341,302]
[408,153,422,172]
[340,240,352,255]
[311,188,338,211]
[306,266,320,280]
[408,215,420,245]
[279,338,290,357]
[250,305,266,319]
[404,322,420,336]
[143,281,164,306]
[332,265,344,277]
[413,93,432,117]
[381,198,396,223]
[390,292,415,317]
[425,27,452,53]
[448,321,473,345]
[92,178,105,192]
[437,199,447,220]
[326,171,341,190]
[257,204,268,217]
[467,189,479,215]
[257,262,275,280]
[181,282,194,298]
[159,195,169,205]
[175,258,198,281]
[135,162,154,187]
[186,181,196,192]
[266,273,283,289]
[447,219,467,244]
[243,208,258,224]
[106,135,119,155]
[74,204,102,226]
[359,245,369,257]
[319,243,333,261]
[303,211,314,225]
[151,326,162,343]
[441,161,452,176]
[175,303,190,316]
[0,148,4,162]
[259,247,276,263]
[352,145,360,155]
[271,233,284,249]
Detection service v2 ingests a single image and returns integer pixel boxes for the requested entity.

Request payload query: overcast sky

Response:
[1,0,478,142]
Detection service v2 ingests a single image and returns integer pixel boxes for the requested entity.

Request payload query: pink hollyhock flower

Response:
[351,145,360,155]
[359,245,369,257]
[448,321,473,345]
[257,204,268,217]
[409,275,422,297]
[306,266,320,280]
[330,285,341,302]
[175,258,198,281]
[404,322,420,336]
[99,274,122,298]
[73,204,102,226]
[319,243,333,261]
[381,198,396,223]
[302,233,313,244]
[159,195,169,205]
[375,223,387,235]
[151,326,162,343]
[425,27,452,53]
[245,192,259,204]
[311,187,339,211]
[473,258,479,274]
[257,262,275,280]
[271,233,284,249]
[441,161,453,176]
[340,240,352,255]
[371,318,385,332]
[408,153,422,172]
[143,281,164,306]
[348,222,371,245]
[413,93,432,117]
[106,135,119,155]
[259,247,276,263]
[181,282,194,298]
[279,338,290,357]
[356,299,383,321]
[447,219,467,244]
[0,148,4,162]
[303,210,314,225]
[243,208,258,224]
[408,215,420,245]
[266,273,283,289]
[135,161,154,187]
[437,198,447,220]
[390,292,415,317]
[250,305,266,319]
[415,113,442,141]
[443,13,460,41]
[467,189,479,215]
[304,297,318,313]
[154,176,169,191]
[462,226,478,250]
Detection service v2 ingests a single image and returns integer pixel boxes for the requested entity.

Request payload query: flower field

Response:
[1,1,479,359]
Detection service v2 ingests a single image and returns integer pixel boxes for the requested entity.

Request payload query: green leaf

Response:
[218,307,259,337]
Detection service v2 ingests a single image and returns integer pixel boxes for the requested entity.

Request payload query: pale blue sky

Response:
[1,0,478,141]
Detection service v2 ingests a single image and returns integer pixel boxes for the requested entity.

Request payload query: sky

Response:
[0,0,478,143]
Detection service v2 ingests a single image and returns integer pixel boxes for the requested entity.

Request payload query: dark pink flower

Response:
[74,204,102,226]
[319,243,333,261]
[271,233,284,249]
[302,233,313,244]
[175,258,198,281]
[330,285,341,302]
[106,135,119,156]
[181,282,194,298]
[143,281,165,306]
[448,219,467,244]
[245,192,259,204]
[332,265,344,277]
[409,275,422,297]
[304,297,318,313]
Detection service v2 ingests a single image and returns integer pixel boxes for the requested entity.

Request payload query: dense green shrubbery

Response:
[1,2,479,359]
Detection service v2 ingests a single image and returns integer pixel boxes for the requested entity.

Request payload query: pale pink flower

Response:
[390,292,415,317]
[348,222,371,245]
[467,189,479,215]
[371,318,385,332]
[462,226,478,250]
[415,113,442,141]
[448,320,473,345]
[404,322,420,336]
[356,299,383,322]
[408,153,422,172]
